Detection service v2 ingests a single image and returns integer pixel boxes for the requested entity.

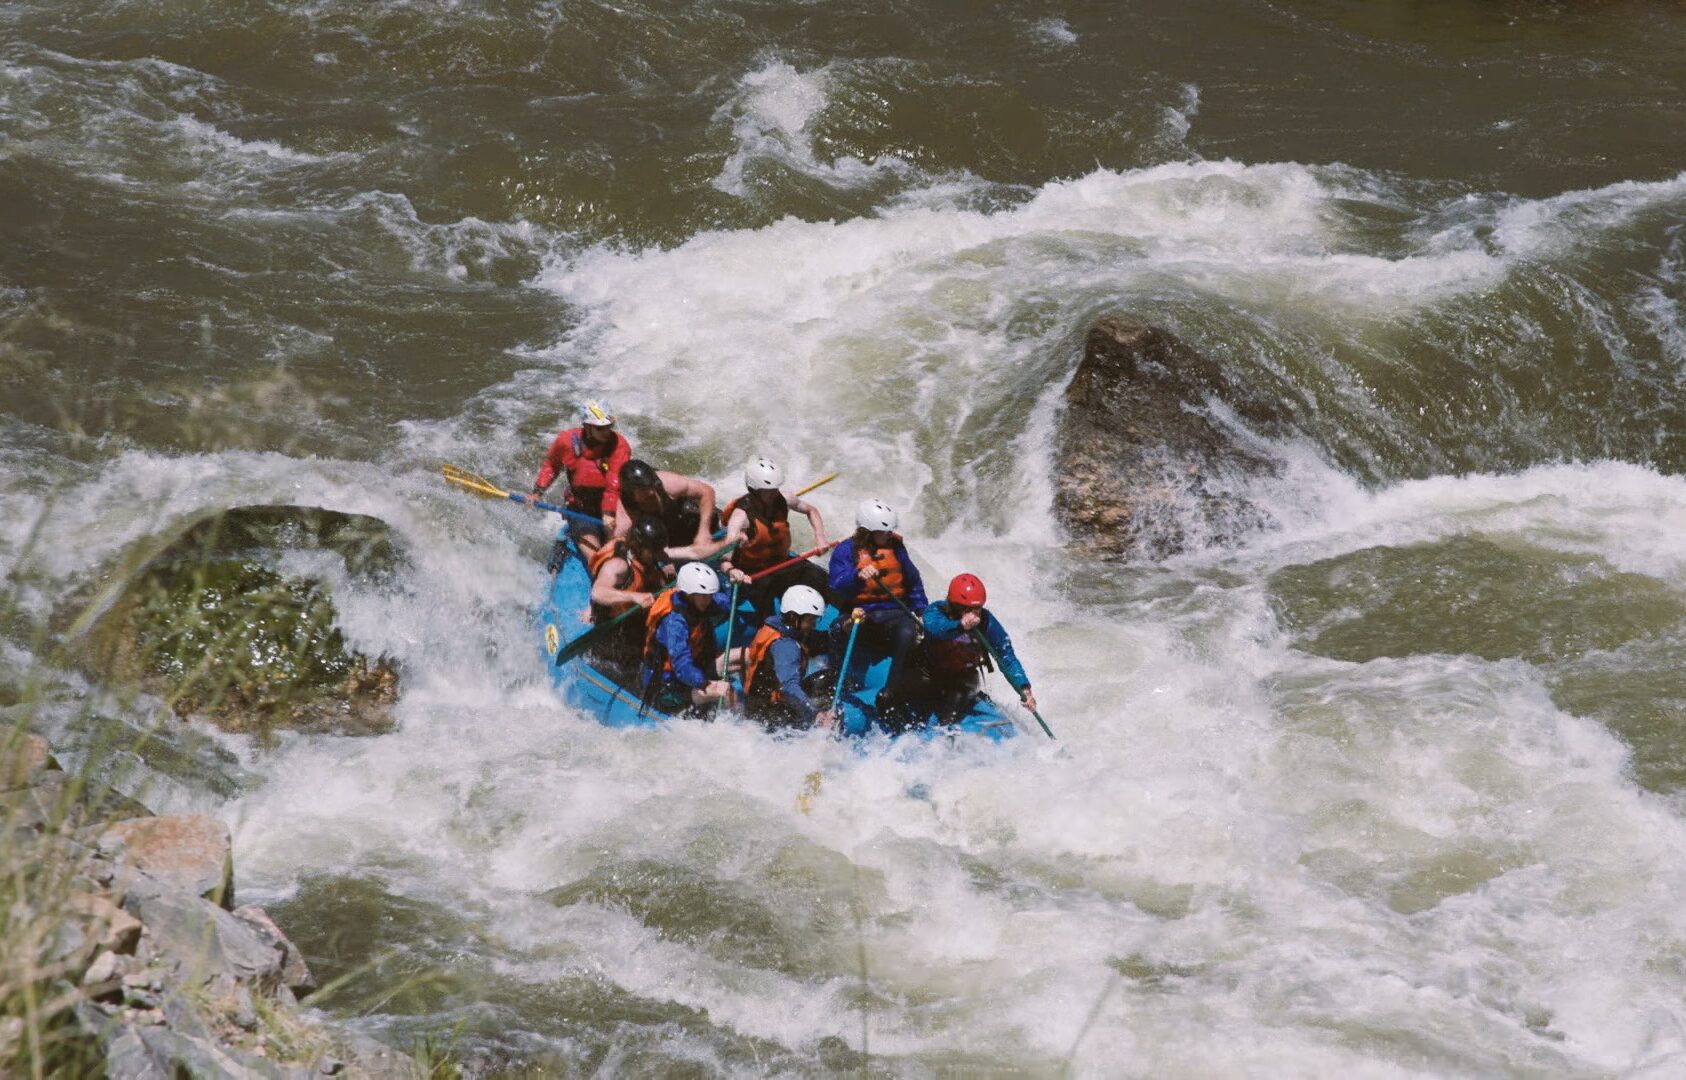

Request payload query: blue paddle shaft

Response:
[831,615,863,713]
[509,491,604,528]
[723,581,741,698]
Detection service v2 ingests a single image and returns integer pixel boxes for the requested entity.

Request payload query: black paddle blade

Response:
[555,628,599,666]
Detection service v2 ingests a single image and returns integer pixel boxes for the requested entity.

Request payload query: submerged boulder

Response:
[1054,316,1291,559]
[68,505,402,738]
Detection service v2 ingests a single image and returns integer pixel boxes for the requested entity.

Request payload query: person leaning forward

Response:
[640,562,733,714]
[720,456,830,624]
[613,459,728,558]
[586,517,673,679]
[904,572,1037,726]
[529,400,631,554]
[739,584,837,731]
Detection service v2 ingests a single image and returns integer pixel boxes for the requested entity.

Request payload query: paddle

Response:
[721,580,741,705]
[441,464,604,529]
[971,628,1054,739]
[743,540,841,583]
[830,609,865,715]
[792,472,839,498]
[553,542,740,666]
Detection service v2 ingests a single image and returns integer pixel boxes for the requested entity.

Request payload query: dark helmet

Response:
[620,459,659,490]
[627,516,668,555]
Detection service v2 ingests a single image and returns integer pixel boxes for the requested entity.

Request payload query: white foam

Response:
[173,115,330,164]
[712,59,914,197]
[1237,459,1686,585]
[1032,18,1079,46]
[542,160,1505,407]
[1161,83,1200,144]
[20,438,1686,1073]
[1491,171,1686,261]
[514,159,1513,553]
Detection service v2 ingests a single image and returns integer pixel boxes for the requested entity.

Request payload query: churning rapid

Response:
[6,0,1686,1073]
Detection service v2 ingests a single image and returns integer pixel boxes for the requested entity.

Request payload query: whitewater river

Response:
[5,0,1686,1073]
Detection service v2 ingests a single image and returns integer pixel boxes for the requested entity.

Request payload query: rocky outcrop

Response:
[1,726,412,1077]
[1054,316,1295,559]
[66,505,402,739]
[99,815,235,907]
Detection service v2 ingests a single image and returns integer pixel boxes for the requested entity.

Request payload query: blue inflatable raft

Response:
[537,531,1017,741]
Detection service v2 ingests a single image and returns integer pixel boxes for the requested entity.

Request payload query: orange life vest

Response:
[855,533,908,603]
[587,541,661,621]
[724,492,791,572]
[642,591,712,679]
[743,622,809,703]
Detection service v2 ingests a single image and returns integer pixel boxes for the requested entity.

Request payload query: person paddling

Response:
[586,518,672,678]
[739,585,837,731]
[904,573,1037,726]
[827,498,927,711]
[720,457,830,624]
[530,401,631,554]
[640,562,733,714]
[612,459,726,557]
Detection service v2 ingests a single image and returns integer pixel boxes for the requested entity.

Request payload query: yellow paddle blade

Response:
[793,472,839,497]
[441,464,510,500]
[796,770,824,814]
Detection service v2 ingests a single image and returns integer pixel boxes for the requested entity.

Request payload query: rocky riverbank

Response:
[1,727,417,1078]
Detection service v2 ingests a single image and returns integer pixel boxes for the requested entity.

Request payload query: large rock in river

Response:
[67,505,402,738]
[1054,316,1292,559]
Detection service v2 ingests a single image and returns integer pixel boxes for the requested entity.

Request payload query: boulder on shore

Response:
[1054,316,1292,560]
[100,815,235,908]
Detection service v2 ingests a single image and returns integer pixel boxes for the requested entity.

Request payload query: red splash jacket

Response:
[535,428,632,516]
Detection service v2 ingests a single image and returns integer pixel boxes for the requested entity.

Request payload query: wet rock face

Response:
[1054,316,1290,560]
[70,505,401,738]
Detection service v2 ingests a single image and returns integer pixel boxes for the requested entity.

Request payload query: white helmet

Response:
[579,400,615,427]
[855,498,898,532]
[780,584,825,618]
[744,456,784,491]
[675,562,720,596]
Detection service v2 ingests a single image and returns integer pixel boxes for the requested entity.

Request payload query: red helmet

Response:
[947,573,986,607]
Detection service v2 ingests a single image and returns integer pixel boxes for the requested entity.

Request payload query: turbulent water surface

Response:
[6,0,1686,1073]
